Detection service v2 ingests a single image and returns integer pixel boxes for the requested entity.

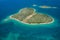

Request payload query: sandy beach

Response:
[9,8,55,25]
[9,14,54,25]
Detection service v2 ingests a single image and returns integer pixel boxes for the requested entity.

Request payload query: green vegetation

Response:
[27,13,53,23]
[12,8,35,21]
[11,8,54,24]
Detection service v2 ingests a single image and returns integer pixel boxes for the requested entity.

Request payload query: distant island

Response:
[10,8,54,24]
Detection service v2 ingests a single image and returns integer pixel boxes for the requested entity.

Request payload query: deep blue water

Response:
[0,0,60,40]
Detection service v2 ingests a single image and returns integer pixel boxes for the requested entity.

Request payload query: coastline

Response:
[9,14,54,25]
[18,8,36,13]
[9,8,54,25]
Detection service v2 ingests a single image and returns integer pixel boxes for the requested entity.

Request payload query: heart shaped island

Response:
[10,8,54,25]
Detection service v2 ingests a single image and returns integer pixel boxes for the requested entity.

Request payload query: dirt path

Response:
[22,13,36,22]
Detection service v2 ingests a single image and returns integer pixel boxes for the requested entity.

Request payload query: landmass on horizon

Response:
[10,8,54,24]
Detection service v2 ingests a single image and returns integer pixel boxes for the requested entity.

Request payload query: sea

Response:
[0,0,60,40]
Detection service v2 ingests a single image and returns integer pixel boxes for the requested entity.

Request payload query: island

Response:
[10,8,54,24]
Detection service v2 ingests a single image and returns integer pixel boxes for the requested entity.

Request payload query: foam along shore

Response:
[18,8,36,13]
[9,8,54,25]
[9,14,54,25]
[9,15,33,25]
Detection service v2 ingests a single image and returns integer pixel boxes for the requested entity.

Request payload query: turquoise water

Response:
[0,0,60,40]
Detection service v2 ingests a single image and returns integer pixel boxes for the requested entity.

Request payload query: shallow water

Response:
[0,0,60,40]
